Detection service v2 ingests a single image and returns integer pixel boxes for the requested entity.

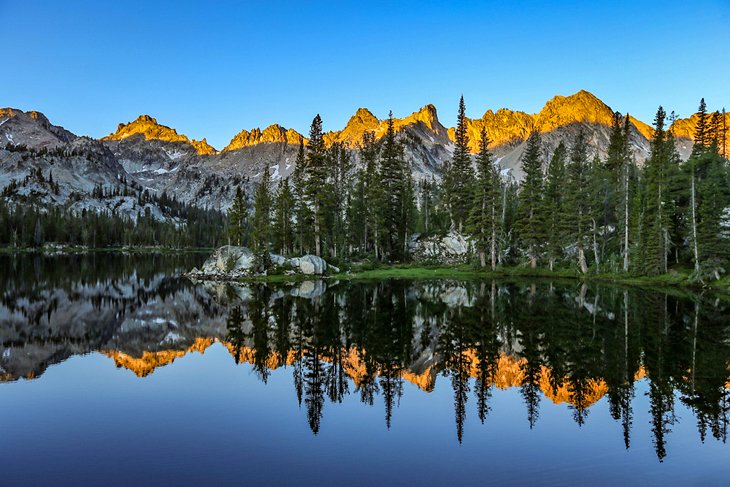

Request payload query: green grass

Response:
[330,263,730,293]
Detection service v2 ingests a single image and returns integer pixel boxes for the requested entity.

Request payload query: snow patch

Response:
[164,149,185,161]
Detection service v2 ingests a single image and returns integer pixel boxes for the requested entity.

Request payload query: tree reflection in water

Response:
[223,279,730,460]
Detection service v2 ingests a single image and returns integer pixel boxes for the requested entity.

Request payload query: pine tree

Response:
[641,106,672,275]
[378,111,407,261]
[304,115,330,257]
[400,163,418,258]
[251,166,273,269]
[273,178,294,255]
[292,139,312,254]
[587,153,606,271]
[467,127,499,269]
[515,131,546,268]
[619,114,634,272]
[446,96,473,233]
[227,186,249,246]
[565,129,591,273]
[544,141,567,270]
[328,141,352,259]
[687,98,730,280]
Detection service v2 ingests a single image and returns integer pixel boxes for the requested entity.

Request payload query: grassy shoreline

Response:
[3,246,727,293]
[329,264,730,293]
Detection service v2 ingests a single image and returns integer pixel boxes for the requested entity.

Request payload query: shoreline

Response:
[330,265,730,292]
[3,247,728,293]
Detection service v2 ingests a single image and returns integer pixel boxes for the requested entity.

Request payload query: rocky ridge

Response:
[1,91,726,215]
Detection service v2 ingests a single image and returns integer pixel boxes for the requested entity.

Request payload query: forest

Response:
[0,182,226,249]
[230,98,729,282]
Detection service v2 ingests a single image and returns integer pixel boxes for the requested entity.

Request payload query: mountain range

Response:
[1,91,726,219]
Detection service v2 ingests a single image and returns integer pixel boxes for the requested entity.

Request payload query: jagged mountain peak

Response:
[223,124,304,152]
[400,104,441,131]
[353,107,378,123]
[0,107,77,147]
[535,90,615,131]
[104,114,216,155]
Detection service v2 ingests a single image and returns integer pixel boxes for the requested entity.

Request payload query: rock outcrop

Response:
[103,114,216,155]
[187,246,338,280]
[223,124,304,151]
[409,232,472,264]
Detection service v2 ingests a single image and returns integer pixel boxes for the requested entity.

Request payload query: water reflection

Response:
[1,255,729,462]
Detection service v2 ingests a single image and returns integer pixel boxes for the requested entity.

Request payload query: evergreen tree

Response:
[292,138,313,254]
[328,141,352,259]
[467,127,499,269]
[565,129,591,273]
[273,178,294,255]
[378,111,408,261]
[251,166,273,270]
[544,141,568,270]
[227,186,249,246]
[304,115,331,257]
[641,106,680,275]
[362,131,383,259]
[686,98,730,280]
[515,131,546,268]
[445,96,473,232]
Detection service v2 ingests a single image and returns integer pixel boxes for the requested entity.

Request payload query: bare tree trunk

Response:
[490,205,497,271]
[578,246,588,274]
[624,164,629,272]
[592,218,600,273]
[690,169,700,272]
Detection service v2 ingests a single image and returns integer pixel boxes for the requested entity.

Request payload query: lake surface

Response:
[1,254,729,486]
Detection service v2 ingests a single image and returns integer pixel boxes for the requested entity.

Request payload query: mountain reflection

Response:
[1,255,730,461]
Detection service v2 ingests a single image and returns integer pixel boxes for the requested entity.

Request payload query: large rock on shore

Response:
[187,246,337,280]
[289,255,329,275]
[410,232,472,264]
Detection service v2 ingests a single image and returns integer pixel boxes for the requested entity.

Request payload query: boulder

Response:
[188,247,334,280]
[411,232,472,264]
[289,255,328,275]
[199,245,255,276]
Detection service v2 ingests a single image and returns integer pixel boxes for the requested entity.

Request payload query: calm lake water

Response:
[1,254,729,486]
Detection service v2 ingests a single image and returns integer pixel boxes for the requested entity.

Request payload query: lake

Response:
[0,254,729,486]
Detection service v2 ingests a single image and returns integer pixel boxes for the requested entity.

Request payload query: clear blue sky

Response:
[2,0,728,149]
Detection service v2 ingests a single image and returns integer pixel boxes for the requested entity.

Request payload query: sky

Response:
[1,0,728,149]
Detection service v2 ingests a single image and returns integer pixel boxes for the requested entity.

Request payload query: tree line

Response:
[0,190,226,249]
[230,98,729,280]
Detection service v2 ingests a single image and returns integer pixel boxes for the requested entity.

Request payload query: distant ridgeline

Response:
[0,94,728,279]
[0,165,226,248]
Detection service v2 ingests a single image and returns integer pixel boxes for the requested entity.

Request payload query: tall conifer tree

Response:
[515,131,546,268]
[468,127,499,269]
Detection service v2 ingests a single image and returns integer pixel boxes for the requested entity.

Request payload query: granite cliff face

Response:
[0,91,725,214]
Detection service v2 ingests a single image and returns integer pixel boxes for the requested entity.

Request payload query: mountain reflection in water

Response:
[1,254,729,465]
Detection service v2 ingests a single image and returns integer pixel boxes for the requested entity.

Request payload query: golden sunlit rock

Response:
[223,124,305,151]
[103,114,216,155]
